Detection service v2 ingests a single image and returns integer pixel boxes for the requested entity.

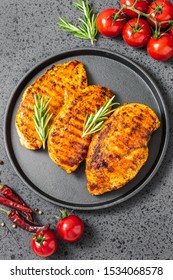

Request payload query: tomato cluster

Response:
[96,0,173,61]
[31,210,84,257]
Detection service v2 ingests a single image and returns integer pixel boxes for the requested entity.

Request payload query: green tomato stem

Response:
[122,4,158,26]
[132,0,138,8]
[121,4,173,37]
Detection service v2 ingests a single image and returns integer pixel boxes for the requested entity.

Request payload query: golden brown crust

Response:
[86,103,160,195]
[48,85,113,173]
[15,60,88,150]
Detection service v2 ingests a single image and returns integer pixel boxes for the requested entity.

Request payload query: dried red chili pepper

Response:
[0,184,33,221]
[9,211,50,232]
[0,195,32,213]
[0,207,50,233]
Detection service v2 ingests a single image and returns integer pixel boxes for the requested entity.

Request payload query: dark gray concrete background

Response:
[0,0,173,260]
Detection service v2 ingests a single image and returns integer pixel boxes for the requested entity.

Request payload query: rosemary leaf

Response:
[89,121,104,133]
[82,96,120,138]
[57,0,97,45]
[84,114,93,128]
[33,95,53,149]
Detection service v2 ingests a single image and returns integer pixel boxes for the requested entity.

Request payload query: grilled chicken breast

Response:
[86,103,160,195]
[15,60,88,150]
[48,85,113,173]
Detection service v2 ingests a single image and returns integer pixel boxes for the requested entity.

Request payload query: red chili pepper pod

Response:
[0,184,22,202]
[0,195,32,213]
[8,210,50,233]
[0,184,33,221]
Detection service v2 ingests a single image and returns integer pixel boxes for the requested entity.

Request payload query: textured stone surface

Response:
[0,0,173,260]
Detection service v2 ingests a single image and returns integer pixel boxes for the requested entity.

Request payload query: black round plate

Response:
[4,48,169,210]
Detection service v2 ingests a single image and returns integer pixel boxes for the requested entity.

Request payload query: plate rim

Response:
[4,47,170,210]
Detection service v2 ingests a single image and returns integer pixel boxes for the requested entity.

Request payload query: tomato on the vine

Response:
[147,0,173,29]
[31,229,58,257]
[120,0,149,18]
[56,210,84,242]
[96,8,126,37]
[122,18,151,48]
[147,33,173,60]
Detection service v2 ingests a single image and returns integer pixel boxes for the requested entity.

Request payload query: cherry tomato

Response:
[122,18,151,48]
[147,0,173,29]
[120,0,149,18]
[96,8,126,37]
[31,229,58,257]
[147,33,173,60]
[56,210,84,242]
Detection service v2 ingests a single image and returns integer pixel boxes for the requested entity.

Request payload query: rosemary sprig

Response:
[82,96,120,138]
[33,95,53,149]
[57,0,97,45]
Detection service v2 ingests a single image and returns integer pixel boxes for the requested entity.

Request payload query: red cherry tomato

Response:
[147,33,173,60]
[96,8,126,37]
[31,229,58,257]
[120,0,149,18]
[122,18,151,48]
[56,210,84,242]
[147,0,173,29]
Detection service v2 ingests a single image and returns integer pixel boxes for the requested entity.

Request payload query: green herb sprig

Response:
[57,0,97,45]
[82,96,120,138]
[33,95,53,149]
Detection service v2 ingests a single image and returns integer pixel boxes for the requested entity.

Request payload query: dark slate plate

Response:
[4,48,169,210]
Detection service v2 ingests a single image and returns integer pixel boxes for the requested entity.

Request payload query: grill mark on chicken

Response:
[15,60,88,150]
[86,103,160,195]
[48,85,113,173]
